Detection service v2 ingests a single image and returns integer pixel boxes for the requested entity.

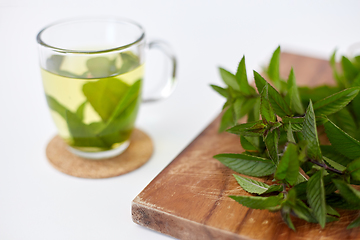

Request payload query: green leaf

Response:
[341,56,358,84]
[247,98,261,122]
[326,205,340,217]
[254,71,292,117]
[65,110,108,148]
[240,136,259,151]
[275,144,299,185]
[332,108,357,138]
[281,206,296,231]
[323,156,346,172]
[98,80,141,136]
[227,120,266,137]
[118,51,140,74]
[219,67,240,91]
[86,57,113,78]
[313,88,360,116]
[299,85,340,107]
[324,120,360,159]
[210,84,229,98]
[286,68,304,114]
[45,94,68,119]
[332,179,360,207]
[351,74,360,120]
[348,214,360,229]
[267,46,281,90]
[326,193,360,210]
[75,101,87,121]
[282,117,304,132]
[235,56,253,95]
[346,158,360,181]
[307,169,326,228]
[235,97,258,120]
[259,84,276,123]
[82,77,130,121]
[320,145,353,166]
[286,122,296,143]
[214,153,276,177]
[233,174,270,195]
[219,107,235,132]
[302,101,322,161]
[229,194,283,210]
[264,184,283,194]
[292,199,317,223]
[329,50,345,88]
[264,128,279,164]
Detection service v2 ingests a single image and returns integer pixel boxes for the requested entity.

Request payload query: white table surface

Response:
[1,1,360,239]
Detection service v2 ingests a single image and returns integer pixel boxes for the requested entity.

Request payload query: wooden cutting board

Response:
[132,52,360,240]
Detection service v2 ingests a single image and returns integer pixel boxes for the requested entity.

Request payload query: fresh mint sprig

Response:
[211,46,360,230]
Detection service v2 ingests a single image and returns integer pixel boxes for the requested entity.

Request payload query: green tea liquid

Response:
[42,58,144,152]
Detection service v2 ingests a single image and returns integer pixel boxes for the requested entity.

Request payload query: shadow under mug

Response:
[37,18,177,159]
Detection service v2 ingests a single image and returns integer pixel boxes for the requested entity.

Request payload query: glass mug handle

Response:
[142,40,177,103]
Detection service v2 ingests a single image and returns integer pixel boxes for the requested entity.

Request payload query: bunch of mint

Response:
[211,46,360,230]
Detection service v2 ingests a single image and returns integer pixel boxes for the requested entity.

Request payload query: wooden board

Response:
[132,53,360,240]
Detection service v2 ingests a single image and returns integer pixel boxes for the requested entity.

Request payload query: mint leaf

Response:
[82,77,130,121]
[282,117,304,132]
[227,120,266,137]
[323,156,346,172]
[219,67,240,91]
[229,194,283,210]
[259,84,276,123]
[324,120,360,159]
[254,71,292,117]
[341,56,358,84]
[346,158,360,182]
[332,108,357,138]
[86,57,113,78]
[98,80,141,136]
[240,136,260,151]
[219,107,235,132]
[348,214,360,229]
[299,85,340,107]
[307,169,326,228]
[235,56,253,95]
[302,101,322,161]
[210,84,229,98]
[286,68,304,114]
[320,145,353,166]
[313,88,360,116]
[235,97,258,120]
[267,46,281,90]
[214,153,276,177]
[118,51,140,74]
[329,50,345,88]
[45,94,68,119]
[275,144,299,185]
[281,206,296,231]
[332,179,360,207]
[65,110,108,148]
[75,101,87,121]
[326,205,340,217]
[264,128,279,164]
[233,174,270,195]
[286,123,296,143]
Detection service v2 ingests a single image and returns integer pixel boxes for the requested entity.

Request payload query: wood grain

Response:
[132,53,360,239]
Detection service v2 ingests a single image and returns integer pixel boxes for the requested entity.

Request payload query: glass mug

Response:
[37,18,176,159]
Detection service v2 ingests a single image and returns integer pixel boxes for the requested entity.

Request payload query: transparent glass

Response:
[37,18,176,159]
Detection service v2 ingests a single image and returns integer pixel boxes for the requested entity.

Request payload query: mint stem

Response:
[308,159,343,175]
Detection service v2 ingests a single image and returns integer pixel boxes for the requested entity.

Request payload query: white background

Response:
[1,1,360,239]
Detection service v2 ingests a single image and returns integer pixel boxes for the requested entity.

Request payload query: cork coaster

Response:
[46,129,153,178]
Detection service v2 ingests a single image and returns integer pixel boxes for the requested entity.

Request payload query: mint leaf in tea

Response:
[42,52,143,152]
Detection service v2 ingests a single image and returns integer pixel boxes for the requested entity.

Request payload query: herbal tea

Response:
[42,52,143,152]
